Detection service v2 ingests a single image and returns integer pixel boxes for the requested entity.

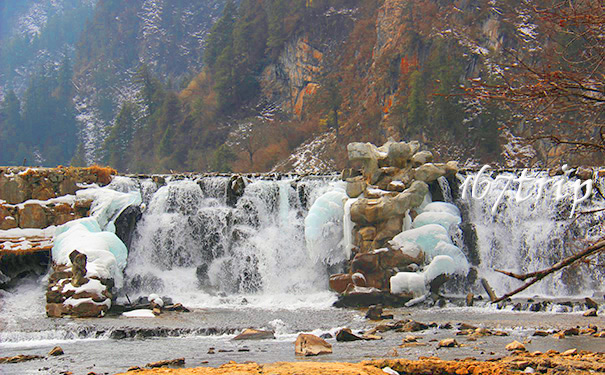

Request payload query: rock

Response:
[329,273,353,294]
[366,304,384,320]
[69,301,109,318]
[411,151,433,167]
[320,333,333,339]
[561,348,577,356]
[152,307,162,316]
[402,335,419,343]
[146,358,185,368]
[584,308,597,317]
[127,366,141,372]
[295,334,332,356]
[382,367,399,375]
[350,181,428,224]
[414,163,446,183]
[233,328,275,340]
[563,327,579,336]
[336,328,364,341]
[352,252,380,273]
[387,142,412,168]
[46,303,68,318]
[48,346,64,356]
[346,177,367,198]
[593,331,605,337]
[575,166,593,180]
[437,338,458,348]
[553,332,565,339]
[397,320,429,332]
[352,272,367,287]
[362,333,382,340]
[18,203,48,228]
[585,297,598,310]
[348,142,381,178]
[0,175,30,204]
[114,205,142,250]
[0,354,44,364]
[69,251,89,287]
[466,293,474,307]
[505,340,526,351]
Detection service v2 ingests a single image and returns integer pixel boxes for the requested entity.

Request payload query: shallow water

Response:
[2,301,604,375]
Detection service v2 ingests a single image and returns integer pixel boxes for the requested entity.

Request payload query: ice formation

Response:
[51,186,141,288]
[389,198,468,297]
[391,224,452,254]
[52,219,127,287]
[304,185,348,264]
[412,211,461,230]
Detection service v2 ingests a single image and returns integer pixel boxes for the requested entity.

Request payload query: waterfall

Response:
[121,175,341,309]
[454,170,605,298]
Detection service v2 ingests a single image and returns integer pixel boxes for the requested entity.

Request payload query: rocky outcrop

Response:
[46,250,113,318]
[331,140,465,305]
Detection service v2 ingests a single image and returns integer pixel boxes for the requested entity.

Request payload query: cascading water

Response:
[455,169,605,298]
[121,175,343,309]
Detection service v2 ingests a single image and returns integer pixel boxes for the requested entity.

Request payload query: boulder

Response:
[336,328,364,341]
[295,334,332,356]
[505,340,526,351]
[350,181,427,224]
[329,273,353,294]
[69,301,109,318]
[411,151,433,166]
[346,177,367,198]
[387,142,412,168]
[347,142,381,178]
[233,328,275,340]
[585,297,598,310]
[414,163,446,183]
[365,304,383,320]
[437,338,458,348]
[583,308,597,317]
[48,346,64,356]
[69,250,88,287]
[351,252,380,273]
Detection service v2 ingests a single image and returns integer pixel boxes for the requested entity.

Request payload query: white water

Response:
[457,170,605,298]
[123,175,341,309]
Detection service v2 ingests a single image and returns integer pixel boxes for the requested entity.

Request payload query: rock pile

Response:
[46,250,113,318]
[329,140,467,306]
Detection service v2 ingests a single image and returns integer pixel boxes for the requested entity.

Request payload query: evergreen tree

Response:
[0,90,22,164]
[103,102,137,171]
[204,0,237,69]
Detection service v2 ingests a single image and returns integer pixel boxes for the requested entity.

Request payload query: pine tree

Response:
[103,102,137,171]
[0,90,22,164]
[204,0,237,70]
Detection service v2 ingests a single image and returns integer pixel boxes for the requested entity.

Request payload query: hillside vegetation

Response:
[0,0,601,172]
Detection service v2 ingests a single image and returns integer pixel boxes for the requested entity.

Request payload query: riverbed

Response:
[1,281,603,375]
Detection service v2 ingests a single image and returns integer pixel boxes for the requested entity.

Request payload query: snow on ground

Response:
[272,132,338,174]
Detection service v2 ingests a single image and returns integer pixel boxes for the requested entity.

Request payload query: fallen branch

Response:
[492,238,605,303]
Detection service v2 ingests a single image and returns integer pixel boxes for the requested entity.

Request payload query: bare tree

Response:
[465,0,604,163]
